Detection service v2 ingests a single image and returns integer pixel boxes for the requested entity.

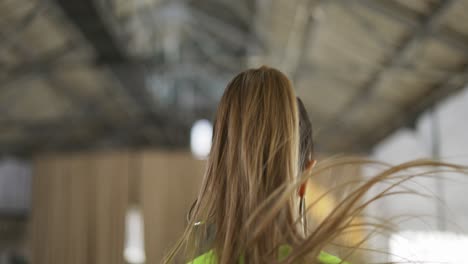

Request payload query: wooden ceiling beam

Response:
[355,0,468,54]
[357,64,468,153]
[0,43,75,89]
[54,0,177,147]
[354,0,423,28]
[54,0,125,64]
[322,0,458,152]
[0,113,190,155]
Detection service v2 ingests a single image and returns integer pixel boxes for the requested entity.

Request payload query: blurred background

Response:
[1,0,468,263]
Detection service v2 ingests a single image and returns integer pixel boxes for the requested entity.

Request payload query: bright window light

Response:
[389,231,468,264]
[190,119,213,159]
[124,207,146,264]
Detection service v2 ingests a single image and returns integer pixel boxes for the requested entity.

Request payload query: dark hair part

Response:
[297,97,314,170]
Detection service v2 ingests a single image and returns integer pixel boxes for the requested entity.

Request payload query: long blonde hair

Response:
[165,66,302,263]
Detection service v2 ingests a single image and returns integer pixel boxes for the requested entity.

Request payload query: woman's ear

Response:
[299,159,316,197]
[305,159,317,173]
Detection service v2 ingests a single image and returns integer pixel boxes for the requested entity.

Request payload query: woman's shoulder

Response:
[280,245,350,264]
[318,251,350,264]
[189,247,349,264]
[188,250,215,264]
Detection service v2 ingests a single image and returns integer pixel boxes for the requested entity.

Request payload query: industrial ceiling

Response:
[1,0,468,155]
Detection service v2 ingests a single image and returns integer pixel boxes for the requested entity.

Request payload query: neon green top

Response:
[189,245,350,264]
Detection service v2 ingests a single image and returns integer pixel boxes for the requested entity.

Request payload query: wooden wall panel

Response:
[31,156,51,264]
[31,152,131,264]
[49,157,69,263]
[69,156,91,264]
[31,150,204,264]
[141,152,205,263]
[93,152,129,264]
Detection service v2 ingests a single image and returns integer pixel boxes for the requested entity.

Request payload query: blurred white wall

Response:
[369,86,468,262]
[0,158,31,215]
